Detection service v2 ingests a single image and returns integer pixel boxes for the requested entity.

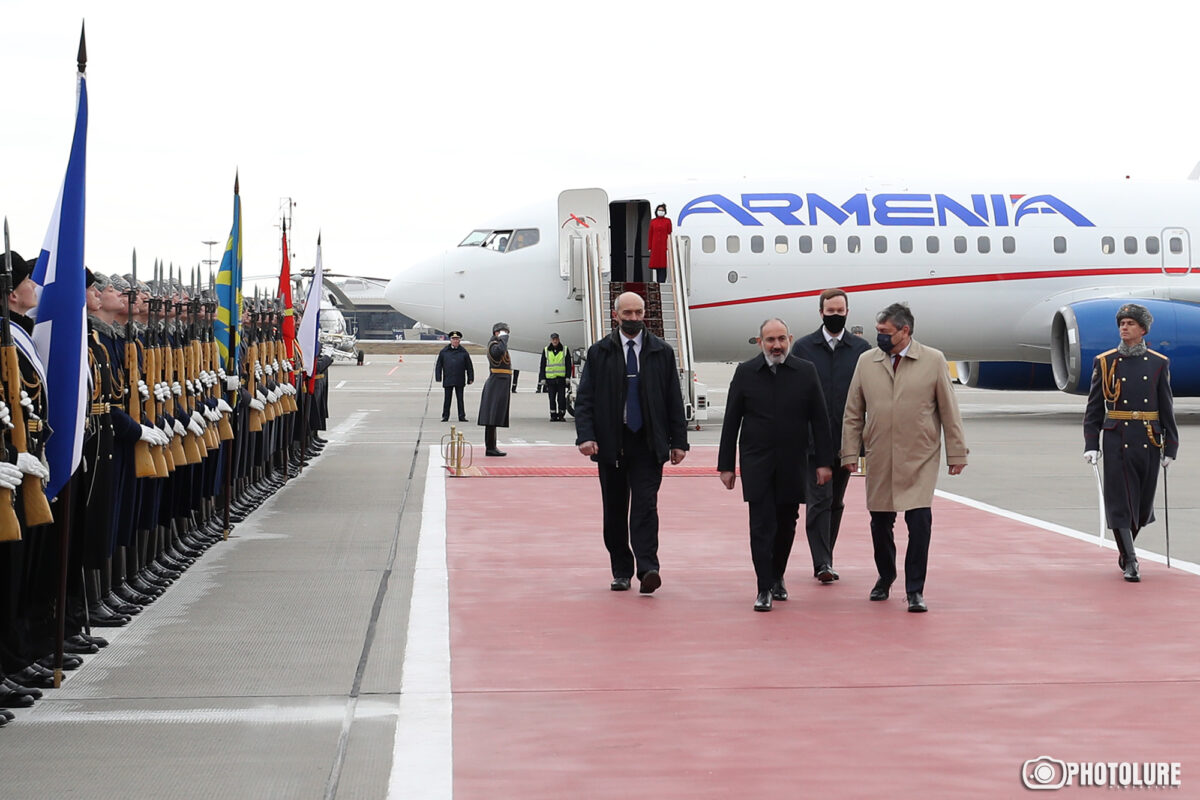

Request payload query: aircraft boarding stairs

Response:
[559,188,707,425]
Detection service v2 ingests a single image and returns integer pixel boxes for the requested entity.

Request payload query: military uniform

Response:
[477,325,512,456]
[1084,342,1179,575]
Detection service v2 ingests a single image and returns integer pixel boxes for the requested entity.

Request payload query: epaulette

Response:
[1147,349,1169,360]
[1096,348,1117,359]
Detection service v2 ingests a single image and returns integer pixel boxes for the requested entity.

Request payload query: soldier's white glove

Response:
[19,389,34,416]
[16,452,49,480]
[255,363,264,380]
[171,381,182,396]
[0,461,22,491]
[282,383,296,396]
[139,425,160,444]
[0,400,11,429]
[225,376,241,391]
[160,421,174,440]
[1162,455,1174,468]
[173,419,186,437]
[154,383,167,402]
[216,398,233,413]
[249,397,265,411]
[267,388,279,403]
[153,427,170,445]
[1084,450,1100,465]
[217,368,228,381]
[256,390,267,405]
[138,380,149,400]
[272,359,281,373]
[187,415,205,437]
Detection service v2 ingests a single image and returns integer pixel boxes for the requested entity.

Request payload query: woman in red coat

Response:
[648,203,671,282]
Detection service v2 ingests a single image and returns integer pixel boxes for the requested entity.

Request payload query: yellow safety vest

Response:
[544,347,567,379]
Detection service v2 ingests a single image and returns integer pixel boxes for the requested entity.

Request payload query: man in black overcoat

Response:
[719,318,834,611]
[434,330,473,422]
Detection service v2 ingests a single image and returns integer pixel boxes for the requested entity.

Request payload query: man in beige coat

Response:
[841,302,968,612]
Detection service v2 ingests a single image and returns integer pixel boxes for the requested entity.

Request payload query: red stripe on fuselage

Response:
[688,266,1168,310]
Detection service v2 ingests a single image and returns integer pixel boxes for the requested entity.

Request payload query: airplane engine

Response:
[1051,298,1200,394]
[954,361,1057,390]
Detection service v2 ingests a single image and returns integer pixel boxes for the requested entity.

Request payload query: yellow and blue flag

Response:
[215,174,243,370]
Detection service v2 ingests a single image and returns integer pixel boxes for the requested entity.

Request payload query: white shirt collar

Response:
[823,327,844,348]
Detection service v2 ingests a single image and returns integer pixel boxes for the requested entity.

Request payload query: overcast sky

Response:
[3,0,1199,283]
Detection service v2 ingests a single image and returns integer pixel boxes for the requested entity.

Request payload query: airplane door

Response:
[559,189,611,348]
[1161,227,1191,274]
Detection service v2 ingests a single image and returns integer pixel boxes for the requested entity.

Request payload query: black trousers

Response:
[869,507,932,594]
[544,378,566,415]
[597,427,663,579]
[442,385,465,420]
[748,491,800,592]
[804,453,851,574]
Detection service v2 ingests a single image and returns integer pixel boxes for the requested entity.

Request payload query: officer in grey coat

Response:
[1083,303,1179,582]
[477,322,512,456]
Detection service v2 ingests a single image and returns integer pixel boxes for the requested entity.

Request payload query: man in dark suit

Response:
[575,291,689,594]
[791,288,872,583]
[719,318,834,611]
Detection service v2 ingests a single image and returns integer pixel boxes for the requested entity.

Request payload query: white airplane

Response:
[385,179,1200,395]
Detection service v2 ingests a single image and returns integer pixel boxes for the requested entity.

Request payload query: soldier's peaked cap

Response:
[492,321,510,334]
[1116,303,1153,331]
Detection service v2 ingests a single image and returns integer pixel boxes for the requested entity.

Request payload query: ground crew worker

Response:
[539,333,573,421]
[1083,303,1179,582]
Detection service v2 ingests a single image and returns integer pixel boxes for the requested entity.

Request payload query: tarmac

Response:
[2,354,1198,798]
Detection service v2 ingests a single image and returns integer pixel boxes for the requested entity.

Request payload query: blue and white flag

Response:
[298,234,323,379]
[31,62,89,501]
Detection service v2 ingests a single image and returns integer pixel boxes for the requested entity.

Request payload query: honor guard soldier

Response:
[1083,303,1179,582]
[478,322,513,456]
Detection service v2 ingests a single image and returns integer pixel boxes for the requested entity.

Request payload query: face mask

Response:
[656,210,665,218]
[822,314,847,335]
[620,319,644,336]
[877,332,895,353]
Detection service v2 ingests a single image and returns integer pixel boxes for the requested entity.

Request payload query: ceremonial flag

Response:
[215,174,243,371]
[31,30,89,501]
[297,233,323,382]
[278,219,296,360]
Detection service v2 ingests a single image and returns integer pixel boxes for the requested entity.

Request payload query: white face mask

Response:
[656,210,665,217]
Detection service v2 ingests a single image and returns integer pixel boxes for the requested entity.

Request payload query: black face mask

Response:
[620,319,644,336]
[822,314,847,335]
[877,332,896,353]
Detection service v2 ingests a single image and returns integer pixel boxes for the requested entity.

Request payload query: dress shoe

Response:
[1,708,14,720]
[770,579,788,601]
[906,592,928,612]
[39,655,82,671]
[458,417,468,422]
[70,633,108,648]
[65,639,100,655]
[639,570,662,594]
[1124,559,1141,582]
[441,417,449,422]
[485,448,507,457]
[754,590,773,611]
[816,565,839,584]
[610,577,631,591]
[0,689,35,707]
[869,579,892,601]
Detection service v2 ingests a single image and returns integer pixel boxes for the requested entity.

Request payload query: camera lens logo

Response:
[1023,756,1068,790]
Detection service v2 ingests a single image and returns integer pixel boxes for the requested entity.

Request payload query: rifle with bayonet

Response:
[174,270,202,465]
[189,267,217,452]
[1,221,53,529]
[0,222,26,541]
[127,250,161,479]
[246,292,264,433]
[153,262,182,470]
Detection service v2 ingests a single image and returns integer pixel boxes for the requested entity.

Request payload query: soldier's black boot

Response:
[484,426,506,457]
[1116,528,1140,582]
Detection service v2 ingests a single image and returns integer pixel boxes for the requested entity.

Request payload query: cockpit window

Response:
[459,230,490,247]
[507,229,540,251]
[483,231,512,251]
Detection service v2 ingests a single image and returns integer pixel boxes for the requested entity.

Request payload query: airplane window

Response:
[847,236,861,254]
[823,236,836,254]
[751,235,764,254]
[702,235,716,254]
[1003,236,1016,254]
[1101,236,1115,255]
[1124,236,1138,255]
[900,236,913,254]
[875,236,888,254]
[926,236,940,254]
[954,236,967,254]
[1171,237,1184,254]
[775,235,788,254]
[1146,236,1160,255]
[482,230,513,252]
[799,236,813,254]
[726,235,741,254]
[459,229,491,247]
[1053,236,1067,254]
[508,229,541,252]
[978,236,991,254]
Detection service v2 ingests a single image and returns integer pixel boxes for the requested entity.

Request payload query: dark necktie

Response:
[626,340,643,432]
[892,354,901,372]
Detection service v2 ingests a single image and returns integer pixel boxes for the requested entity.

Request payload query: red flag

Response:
[279,219,296,359]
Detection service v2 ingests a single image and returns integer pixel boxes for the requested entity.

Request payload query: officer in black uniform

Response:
[434,331,473,422]
[477,322,512,456]
[1083,303,1179,582]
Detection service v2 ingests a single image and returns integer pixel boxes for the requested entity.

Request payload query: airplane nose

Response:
[386,253,445,330]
